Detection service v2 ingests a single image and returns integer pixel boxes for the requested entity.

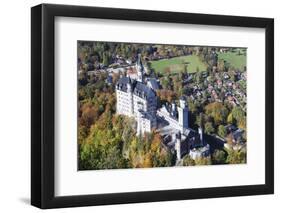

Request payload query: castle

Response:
[116,54,188,136]
[116,54,209,161]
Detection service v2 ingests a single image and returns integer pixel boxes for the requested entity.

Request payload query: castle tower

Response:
[198,127,203,146]
[175,131,181,161]
[136,53,144,82]
[171,102,177,118]
[177,97,188,132]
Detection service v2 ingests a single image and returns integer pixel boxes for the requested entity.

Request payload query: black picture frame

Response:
[31,3,274,209]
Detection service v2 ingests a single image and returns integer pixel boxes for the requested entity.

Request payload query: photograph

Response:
[29,2,274,209]
[77,41,247,170]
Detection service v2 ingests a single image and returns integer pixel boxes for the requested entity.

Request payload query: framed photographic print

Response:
[31,3,274,209]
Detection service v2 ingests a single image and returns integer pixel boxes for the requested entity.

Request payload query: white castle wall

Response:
[116,89,133,117]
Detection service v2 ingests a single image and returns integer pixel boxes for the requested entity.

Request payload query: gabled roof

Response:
[116,76,156,100]
[147,78,159,90]
[134,81,156,99]
[116,76,133,92]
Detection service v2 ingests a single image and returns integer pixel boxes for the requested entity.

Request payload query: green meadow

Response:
[149,55,207,74]
[217,48,246,70]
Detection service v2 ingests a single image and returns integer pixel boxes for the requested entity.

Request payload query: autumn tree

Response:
[194,156,212,165]
[79,102,99,128]
[205,102,229,125]
[182,155,195,166]
[217,59,226,72]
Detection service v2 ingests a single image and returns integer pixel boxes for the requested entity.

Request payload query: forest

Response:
[78,41,247,170]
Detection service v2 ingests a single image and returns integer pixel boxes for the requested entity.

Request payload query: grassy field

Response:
[149,55,207,74]
[217,49,247,70]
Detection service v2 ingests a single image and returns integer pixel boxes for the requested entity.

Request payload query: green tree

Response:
[226,149,246,164]
[218,125,227,138]
[232,106,245,122]
[79,118,130,170]
[182,155,195,166]
[195,156,212,165]
[78,125,88,144]
[204,122,215,134]
[231,106,246,129]
[102,52,109,66]
[227,112,233,124]
[212,149,226,164]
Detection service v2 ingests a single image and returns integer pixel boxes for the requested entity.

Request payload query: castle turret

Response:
[198,127,203,145]
[136,53,144,83]
[179,97,186,108]
[177,97,188,132]
[127,78,132,92]
[171,102,176,114]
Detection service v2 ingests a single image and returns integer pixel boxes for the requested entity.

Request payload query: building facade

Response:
[157,97,189,134]
[116,54,157,135]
